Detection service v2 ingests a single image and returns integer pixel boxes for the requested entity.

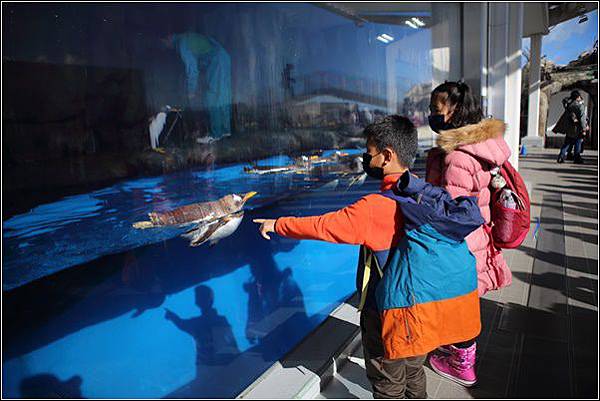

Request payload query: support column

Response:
[462,3,486,101]
[487,2,523,169]
[506,3,524,168]
[431,3,462,86]
[480,2,489,116]
[523,33,544,148]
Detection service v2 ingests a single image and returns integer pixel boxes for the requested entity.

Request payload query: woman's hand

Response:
[253,219,276,240]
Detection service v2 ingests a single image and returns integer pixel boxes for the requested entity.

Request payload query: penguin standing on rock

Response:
[149,105,180,153]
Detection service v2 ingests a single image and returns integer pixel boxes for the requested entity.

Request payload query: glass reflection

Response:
[3,2,461,398]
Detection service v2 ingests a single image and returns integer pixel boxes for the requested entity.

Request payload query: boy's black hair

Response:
[431,81,483,128]
[364,115,418,168]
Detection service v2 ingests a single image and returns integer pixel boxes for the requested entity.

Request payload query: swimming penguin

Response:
[133,192,257,247]
[317,178,339,191]
[346,173,367,191]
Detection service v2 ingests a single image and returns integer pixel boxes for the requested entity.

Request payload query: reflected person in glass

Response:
[162,32,232,141]
[165,285,239,369]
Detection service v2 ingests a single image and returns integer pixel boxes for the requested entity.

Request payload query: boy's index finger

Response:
[253,219,266,224]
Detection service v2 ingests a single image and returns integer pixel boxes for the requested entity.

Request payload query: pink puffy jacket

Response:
[426,119,512,296]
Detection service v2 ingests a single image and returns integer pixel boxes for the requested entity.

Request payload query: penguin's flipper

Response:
[228,210,244,219]
[346,174,359,189]
[346,173,366,191]
[180,212,218,232]
[133,221,155,229]
[188,218,229,247]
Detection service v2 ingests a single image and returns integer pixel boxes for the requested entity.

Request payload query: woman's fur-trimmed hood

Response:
[436,118,506,152]
[435,118,511,165]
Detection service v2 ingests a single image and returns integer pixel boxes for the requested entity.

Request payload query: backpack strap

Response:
[357,247,383,312]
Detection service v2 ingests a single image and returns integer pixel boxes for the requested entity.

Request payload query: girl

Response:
[425,81,512,387]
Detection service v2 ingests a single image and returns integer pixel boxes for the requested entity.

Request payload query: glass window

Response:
[3,3,461,398]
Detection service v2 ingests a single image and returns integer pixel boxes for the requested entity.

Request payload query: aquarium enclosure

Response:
[2,2,462,398]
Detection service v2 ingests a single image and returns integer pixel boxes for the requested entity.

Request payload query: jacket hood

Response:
[435,118,511,165]
[384,172,485,241]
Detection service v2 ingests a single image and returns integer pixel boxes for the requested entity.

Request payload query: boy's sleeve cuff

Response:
[274,217,293,236]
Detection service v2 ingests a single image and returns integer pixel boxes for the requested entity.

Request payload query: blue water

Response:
[3,149,379,398]
[2,150,360,291]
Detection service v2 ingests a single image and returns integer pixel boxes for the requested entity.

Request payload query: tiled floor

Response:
[319,149,598,399]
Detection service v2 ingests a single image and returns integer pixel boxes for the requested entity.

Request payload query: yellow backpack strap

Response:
[359,247,379,312]
[358,248,385,312]
[373,252,383,279]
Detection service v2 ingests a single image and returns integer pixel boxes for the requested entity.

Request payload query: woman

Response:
[555,90,588,164]
[425,81,512,387]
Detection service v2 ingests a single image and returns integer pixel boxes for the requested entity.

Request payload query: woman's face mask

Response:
[428,114,454,133]
[428,98,454,133]
[362,152,384,180]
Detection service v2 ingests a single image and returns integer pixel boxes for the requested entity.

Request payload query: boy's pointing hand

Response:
[253,219,276,240]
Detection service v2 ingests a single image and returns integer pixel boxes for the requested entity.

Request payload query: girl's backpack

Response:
[488,160,530,249]
[426,148,530,249]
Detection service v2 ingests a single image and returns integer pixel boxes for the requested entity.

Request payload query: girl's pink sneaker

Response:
[430,343,477,387]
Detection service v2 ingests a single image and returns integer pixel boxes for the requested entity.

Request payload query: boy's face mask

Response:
[362,152,384,180]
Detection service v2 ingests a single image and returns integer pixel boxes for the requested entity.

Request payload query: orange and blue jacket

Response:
[275,172,482,359]
[275,174,404,311]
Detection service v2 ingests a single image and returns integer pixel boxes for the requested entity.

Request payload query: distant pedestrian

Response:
[554,90,589,164]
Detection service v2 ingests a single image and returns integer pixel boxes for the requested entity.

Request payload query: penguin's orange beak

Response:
[242,191,258,203]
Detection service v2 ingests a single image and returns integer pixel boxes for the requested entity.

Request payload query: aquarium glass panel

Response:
[3,2,461,398]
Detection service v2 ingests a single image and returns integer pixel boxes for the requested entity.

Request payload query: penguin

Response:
[346,173,367,191]
[133,191,258,247]
[182,210,244,247]
[149,105,178,153]
[317,178,339,191]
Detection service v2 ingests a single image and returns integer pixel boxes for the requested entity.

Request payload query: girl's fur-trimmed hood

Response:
[435,118,511,165]
[436,119,506,152]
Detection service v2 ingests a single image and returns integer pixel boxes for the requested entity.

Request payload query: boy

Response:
[254,115,427,398]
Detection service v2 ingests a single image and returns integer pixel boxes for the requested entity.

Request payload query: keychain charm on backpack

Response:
[490,166,506,189]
